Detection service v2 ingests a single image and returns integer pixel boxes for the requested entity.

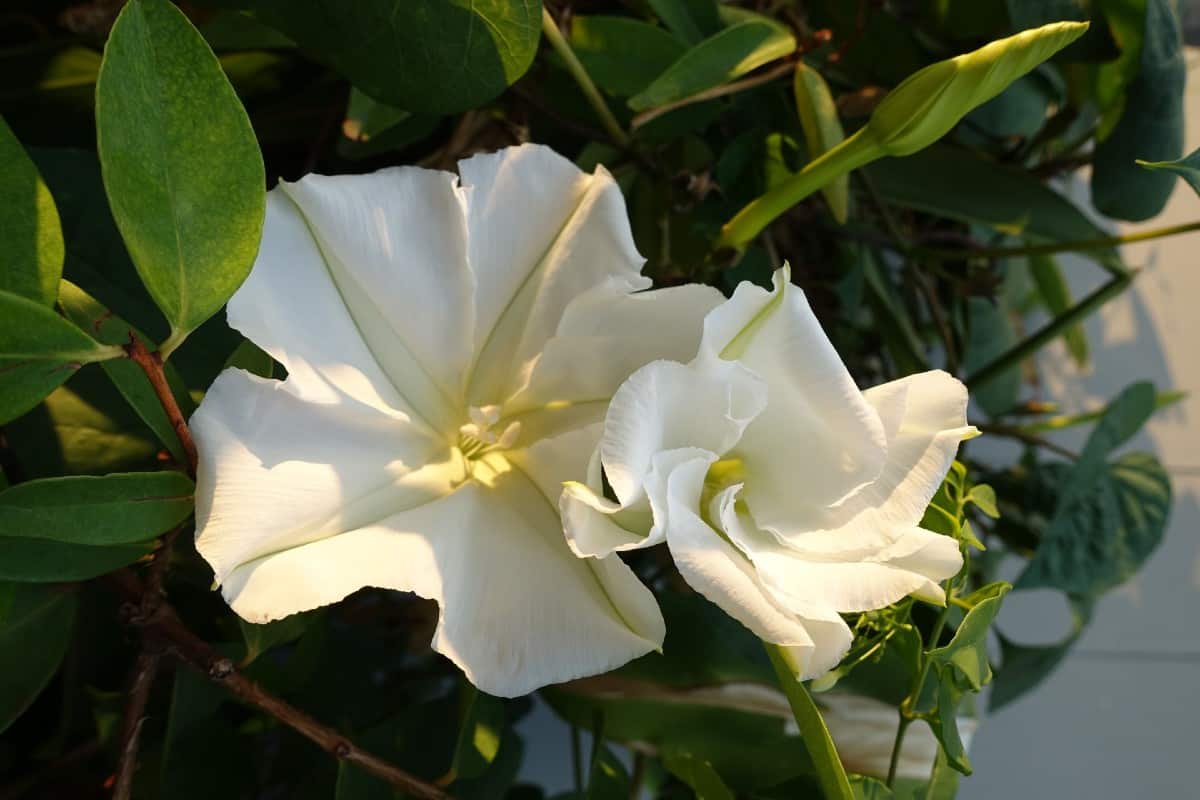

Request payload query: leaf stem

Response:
[125,333,197,475]
[763,643,853,800]
[540,8,630,148]
[631,60,795,129]
[911,220,1200,263]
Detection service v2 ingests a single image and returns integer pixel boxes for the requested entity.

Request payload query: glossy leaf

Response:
[239,613,308,665]
[793,61,848,223]
[0,116,63,306]
[0,537,153,582]
[929,582,1011,691]
[228,0,541,114]
[449,686,506,782]
[338,89,440,161]
[96,0,265,351]
[647,0,720,44]
[0,584,76,733]
[628,18,796,111]
[1091,0,1185,220]
[570,15,687,97]
[0,471,192,545]
[0,289,121,424]
[925,675,971,775]
[1138,146,1200,198]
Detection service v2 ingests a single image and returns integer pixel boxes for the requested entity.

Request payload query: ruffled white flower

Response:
[561,266,975,680]
[191,144,724,697]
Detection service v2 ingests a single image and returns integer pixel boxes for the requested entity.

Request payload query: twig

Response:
[111,647,162,800]
[631,60,795,129]
[107,571,451,800]
[974,422,1079,460]
[911,220,1200,263]
[125,334,197,476]
[541,8,630,147]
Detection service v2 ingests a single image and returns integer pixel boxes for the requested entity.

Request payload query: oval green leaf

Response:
[628,18,796,112]
[0,537,154,582]
[96,0,265,353]
[0,116,63,306]
[570,15,687,97]
[792,61,848,223]
[1138,145,1200,199]
[0,471,194,546]
[0,585,76,733]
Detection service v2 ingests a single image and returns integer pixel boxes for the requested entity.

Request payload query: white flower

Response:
[561,267,975,680]
[191,144,724,697]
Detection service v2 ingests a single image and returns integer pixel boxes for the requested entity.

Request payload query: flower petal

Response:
[192,368,457,586]
[702,267,888,526]
[600,359,766,507]
[501,280,724,444]
[275,167,474,435]
[460,145,648,405]
[216,459,663,698]
[651,452,852,680]
[758,369,975,554]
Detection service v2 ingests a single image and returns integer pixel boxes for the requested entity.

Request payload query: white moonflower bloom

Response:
[561,266,975,680]
[191,144,724,697]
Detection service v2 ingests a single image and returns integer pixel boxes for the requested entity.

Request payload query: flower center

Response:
[458,404,521,461]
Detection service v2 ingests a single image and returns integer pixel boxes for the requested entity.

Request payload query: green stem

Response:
[885,717,911,787]
[965,271,1134,389]
[540,9,630,148]
[764,643,854,800]
[912,220,1200,264]
[717,129,879,251]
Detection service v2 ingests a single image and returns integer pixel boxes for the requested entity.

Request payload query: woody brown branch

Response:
[124,333,198,476]
[107,570,451,800]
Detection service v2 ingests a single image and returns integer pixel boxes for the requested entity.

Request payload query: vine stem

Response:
[911,219,1200,262]
[763,643,853,800]
[125,333,197,476]
[107,570,450,800]
[540,8,630,148]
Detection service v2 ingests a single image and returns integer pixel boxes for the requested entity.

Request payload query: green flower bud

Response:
[867,21,1089,156]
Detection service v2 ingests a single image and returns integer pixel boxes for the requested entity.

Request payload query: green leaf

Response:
[227,0,541,115]
[647,0,720,44]
[990,595,1091,711]
[570,15,687,97]
[1028,254,1089,366]
[628,18,796,111]
[1018,451,1170,596]
[966,484,999,518]
[587,744,630,800]
[1091,0,1185,220]
[96,0,265,352]
[662,750,735,800]
[0,289,122,423]
[160,666,253,800]
[0,584,76,733]
[868,144,1125,272]
[0,537,153,582]
[222,338,274,379]
[793,61,849,223]
[929,582,1011,691]
[963,297,1020,417]
[0,471,192,545]
[921,746,961,800]
[925,674,971,775]
[0,116,63,306]
[449,686,507,782]
[1060,381,1156,502]
[58,280,194,462]
[1137,146,1200,198]
[849,775,894,799]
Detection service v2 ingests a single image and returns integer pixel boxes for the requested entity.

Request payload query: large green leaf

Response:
[1018,451,1170,596]
[0,289,120,424]
[226,0,541,114]
[1138,146,1200,198]
[0,584,76,733]
[96,0,265,351]
[1090,0,1185,220]
[570,15,687,97]
[867,144,1125,271]
[0,117,62,306]
[628,18,796,111]
[647,0,721,44]
[0,471,193,545]
[0,537,153,582]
